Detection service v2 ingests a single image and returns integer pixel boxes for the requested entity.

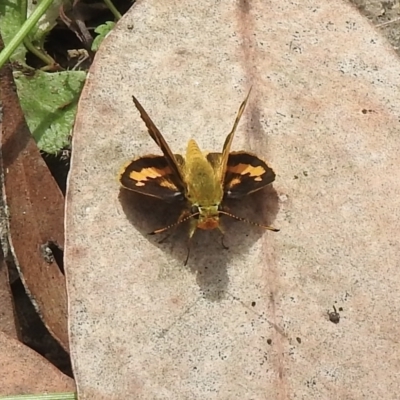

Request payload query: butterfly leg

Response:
[157,210,190,243]
[184,241,191,266]
[217,225,229,250]
[149,208,191,236]
[184,219,199,266]
[157,233,172,244]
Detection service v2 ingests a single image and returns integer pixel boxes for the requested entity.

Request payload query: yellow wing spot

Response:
[129,167,170,182]
[226,177,242,188]
[159,179,179,189]
[228,163,265,177]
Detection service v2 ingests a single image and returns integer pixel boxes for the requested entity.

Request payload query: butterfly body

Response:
[183,139,224,234]
[119,89,279,263]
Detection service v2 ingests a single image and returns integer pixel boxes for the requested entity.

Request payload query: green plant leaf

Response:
[92,21,115,52]
[14,70,87,154]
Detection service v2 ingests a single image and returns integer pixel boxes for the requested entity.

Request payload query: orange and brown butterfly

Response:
[119,88,279,264]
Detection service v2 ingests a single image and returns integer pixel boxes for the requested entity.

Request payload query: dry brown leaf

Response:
[0,54,68,350]
[0,331,74,395]
[0,249,18,338]
[66,1,400,399]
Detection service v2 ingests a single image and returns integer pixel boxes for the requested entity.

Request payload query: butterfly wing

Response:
[132,95,187,193]
[217,88,252,183]
[223,151,275,199]
[206,89,275,199]
[119,154,185,202]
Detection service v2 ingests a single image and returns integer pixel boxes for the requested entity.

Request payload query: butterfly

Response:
[119,88,279,264]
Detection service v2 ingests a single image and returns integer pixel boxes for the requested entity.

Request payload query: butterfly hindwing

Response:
[206,151,275,198]
[205,152,222,171]
[132,95,186,193]
[119,154,185,202]
[223,151,275,199]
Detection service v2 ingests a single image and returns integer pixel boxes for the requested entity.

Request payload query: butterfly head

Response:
[190,203,221,231]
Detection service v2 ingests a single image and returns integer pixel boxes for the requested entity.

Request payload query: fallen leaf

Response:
[0,331,74,395]
[0,44,68,351]
[65,1,400,399]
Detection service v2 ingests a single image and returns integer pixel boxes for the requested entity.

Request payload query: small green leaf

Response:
[92,21,116,52]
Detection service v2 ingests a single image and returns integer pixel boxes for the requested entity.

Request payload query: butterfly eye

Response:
[190,205,199,215]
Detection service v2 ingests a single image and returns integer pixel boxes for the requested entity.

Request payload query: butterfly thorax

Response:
[184,139,223,230]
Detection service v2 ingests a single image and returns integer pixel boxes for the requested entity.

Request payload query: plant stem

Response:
[0,393,77,400]
[0,0,55,69]
[103,0,122,20]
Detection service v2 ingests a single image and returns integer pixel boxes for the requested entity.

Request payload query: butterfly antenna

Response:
[149,212,200,235]
[218,210,279,232]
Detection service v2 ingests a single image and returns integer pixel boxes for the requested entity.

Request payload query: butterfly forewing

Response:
[218,87,253,183]
[131,95,187,193]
